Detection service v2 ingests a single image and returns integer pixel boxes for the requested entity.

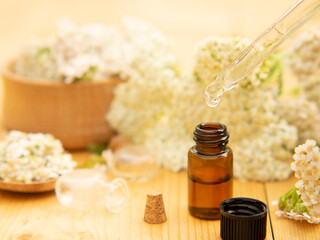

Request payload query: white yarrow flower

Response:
[14,18,131,83]
[277,140,320,224]
[0,130,76,183]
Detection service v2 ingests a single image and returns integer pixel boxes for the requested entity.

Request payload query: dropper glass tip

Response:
[205,81,224,107]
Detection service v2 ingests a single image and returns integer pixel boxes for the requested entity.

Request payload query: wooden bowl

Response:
[0,179,56,193]
[2,61,123,150]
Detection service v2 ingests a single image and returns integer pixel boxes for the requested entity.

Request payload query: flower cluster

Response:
[190,38,298,181]
[14,18,130,83]
[232,121,297,181]
[107,18,189,171]
[107,19,299,180]
[293,140,320,217]
[188,37,297,180]
[288,27,320,107]
[276,97,320,143]
[0,131,76,183]
[193,36,277,89]
[277,140,320,224]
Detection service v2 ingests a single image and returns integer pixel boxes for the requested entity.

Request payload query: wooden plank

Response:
[266,175,320,240]
[233,180,273,240]
[0,152,272,239]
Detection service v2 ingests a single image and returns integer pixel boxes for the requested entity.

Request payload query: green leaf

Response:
[279,195,287,210]
[36,47,51,59]
[75,66,98,82]
[265,52,284,95]
[293,203,309,214]
[282,87,301,97]
[285,202,295,212]
[210,53,220,62]
[78,154,106,168]
[279,187,310,214]
[279,187,297,210]
[87,144,107,155]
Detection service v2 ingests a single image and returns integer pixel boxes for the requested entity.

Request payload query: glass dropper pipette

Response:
[205,0,320,107]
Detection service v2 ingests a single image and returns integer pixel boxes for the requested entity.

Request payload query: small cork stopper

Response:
[144,190,167,224]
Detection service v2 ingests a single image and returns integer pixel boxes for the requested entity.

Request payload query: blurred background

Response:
[2,0,320,69]
[0,0,320,123]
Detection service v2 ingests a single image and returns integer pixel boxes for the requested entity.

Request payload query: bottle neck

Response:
[193,122,229,155]
[196,144,227,155]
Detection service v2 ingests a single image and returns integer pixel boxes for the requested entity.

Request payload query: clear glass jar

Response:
[55,169,129,212]
[188,122,233,220]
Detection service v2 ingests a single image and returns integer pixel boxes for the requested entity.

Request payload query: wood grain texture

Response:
[0,152,272,240]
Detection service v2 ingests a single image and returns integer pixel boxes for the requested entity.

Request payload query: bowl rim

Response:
[0,178,57,193]
[2,60,124,87]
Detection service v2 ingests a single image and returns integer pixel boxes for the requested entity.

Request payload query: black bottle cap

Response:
[220,197,268,240]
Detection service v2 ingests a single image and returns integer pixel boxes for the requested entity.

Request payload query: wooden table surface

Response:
[1,151,320,240]
[0,152,320,240]
[1,0,320,239]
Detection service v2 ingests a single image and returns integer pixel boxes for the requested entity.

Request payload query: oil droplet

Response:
[205,76,224,107]
[205,91,222,108]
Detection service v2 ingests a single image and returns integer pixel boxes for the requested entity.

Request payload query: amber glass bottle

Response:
[188,122,233,220]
